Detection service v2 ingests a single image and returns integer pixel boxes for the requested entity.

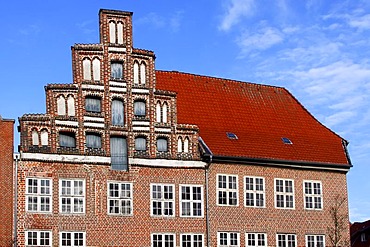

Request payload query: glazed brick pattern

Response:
[0,118,14,246]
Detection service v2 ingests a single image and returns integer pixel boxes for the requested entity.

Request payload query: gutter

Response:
[13,153,20,247]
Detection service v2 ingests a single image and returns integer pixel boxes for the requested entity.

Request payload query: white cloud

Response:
[349,14,370,29]
[237,27,283,54]
[219,0,255,31]
[137,12,166,29]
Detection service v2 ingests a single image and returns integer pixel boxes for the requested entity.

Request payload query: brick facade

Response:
[16,9,351,247]
[0,117,14,246]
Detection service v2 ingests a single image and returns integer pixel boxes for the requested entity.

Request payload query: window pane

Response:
[85,97,101,113]
[157,138,168,152]
[110,137,128,170]
[135,137,146,151]
[111,62,123,79]
[86,133,102,148]
[112,100,124,126]
[134,101,146,116]
[60,132,76,148]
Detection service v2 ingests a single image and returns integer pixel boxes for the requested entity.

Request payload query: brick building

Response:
[0,116,15,246]
[16,9,352,247]
[351,220,370,247]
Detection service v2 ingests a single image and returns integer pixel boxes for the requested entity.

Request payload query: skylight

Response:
[282,137,293,144]
[226,132,238,140]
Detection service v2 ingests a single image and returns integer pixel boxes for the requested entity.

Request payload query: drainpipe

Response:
[13,153,20,247]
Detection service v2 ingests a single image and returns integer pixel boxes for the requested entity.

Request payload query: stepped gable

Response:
[155,70,350,166]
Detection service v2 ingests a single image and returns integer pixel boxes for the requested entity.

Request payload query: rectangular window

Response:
[180,234,204,247]
[218,232,240,247]
[60,232,86,247]
[277,234,296,247]
[244,176,265,207]
[111,62,123,79]
[180,185,204,217]
[306,235,325,247]
[85,97,101,113]
[110,137,128,170]
[217,174,238,206]
[304,181,323,210]
[26,178,52,213]
[59,179,85,214]
[151,233,175,247]
[86,133,102,149]
[246,233,267,247]
[151,184,175,217]
[107,181,133,215]
[25,230,52,246]
[275,179,294,209]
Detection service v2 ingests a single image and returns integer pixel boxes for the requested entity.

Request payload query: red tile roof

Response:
[156,71,350,166]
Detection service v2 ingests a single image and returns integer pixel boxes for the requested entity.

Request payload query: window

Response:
[92,58,100,81]
[275,179,294,209]
[135,136,146,151]
[151,233,175,247]
[25,230,52,246]
[41,129,48,146]
[361,233,367,242]
[117,22,123,44]
[32,130,39,146]
[304,181,323,210]
[134,100,146,116]
[151,184,174,217]
[86,133,102,149]
[85,97,101,113]
[282,137,293,144]
[156,102,161,122]
[59,132,76,148]
[109,21,116,43]
[111,62,123,79]
[180,234,204,247]
[67,95,75,116]
[277,234,296,247]
[134,62,139,84]
[218,232,240,247]
[226,132,238,140]
[59,179,85,214]
[157,138,168,152]
[180,185,203,217]
[60,232,86,247]
[110,137,128,170]
[184,137,189,153]
[82,58,91,81]
[246,233,267,247]
[245,176,265,207]
[140,62,146,84]
[108,181,132,215]
[156,102,168,123]
[306,235,324,247]
[57,95,66,115]
[112,99,124,126]
[26,178,52,213]
[217,174,238,206]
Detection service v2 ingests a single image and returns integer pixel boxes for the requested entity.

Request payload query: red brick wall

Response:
[0,118,14,246]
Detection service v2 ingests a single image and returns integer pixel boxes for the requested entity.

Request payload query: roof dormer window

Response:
[226,132,238,140]
[282,137,293,144]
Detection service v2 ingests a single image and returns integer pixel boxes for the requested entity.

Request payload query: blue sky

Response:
[1,0,369,222]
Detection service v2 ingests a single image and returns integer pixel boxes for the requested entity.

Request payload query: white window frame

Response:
[151,233,176,247]
[244,176,265,208]
[217,174,239,206]
[59,179,85,214]
[276,234,296,247]
[150,183,175,217]
[180,233,204,247]
[107,181,133,216]
[25,230,52,246]
[26,178,52,213]
[59,231,86,247]
[245,233,267,247]
[305,235,325,247]
[179,184,204,218]
[217,232,240,247]
[274,178,295,209]
[303,180,323,210]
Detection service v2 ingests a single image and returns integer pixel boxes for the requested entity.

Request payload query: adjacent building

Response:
[16,9,352,247]
[351,220,370,247]
[0,116,15,246]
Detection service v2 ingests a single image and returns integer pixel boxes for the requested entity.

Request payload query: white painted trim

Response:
[55,120,79,127]
[109,81,127,87]
[21,152,110,164]
[84,122,105,128]
[132,121,150,126]
[132,88,149,94]
[133,126,150,131]
[81,84,104,91]
[108,47,127,52]
[155,127,172,133]
[109,87,127,93]
[129,158,206,168]
[84,116,104,122]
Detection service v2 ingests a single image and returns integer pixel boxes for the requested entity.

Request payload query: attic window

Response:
[226,132,238,140]
[282,137,293,144]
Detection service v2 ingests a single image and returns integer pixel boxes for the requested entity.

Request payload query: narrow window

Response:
[157,138,168,152]
[86,133,102,149]
[41,129,48,146]
[133,62,139,84]
[85,96,101,113]
[92,58,100,81]
[110,137,128,170]
[82,58,91,80]
[67,96,75,116]
[134,100,146,116]
[57,95,66,115]
[108,181,132,215]
[151,184,175,216]
[177,137,183,153]
[140,62,146,85]
[32,130,39,146]
[112,99,124,126]
[162,102,168,123]
[117,22,124,44]
[59,179,85,214]
[156,102,161,122]
[135,137,146,151]
[184,137,189,153]
[111,62,123,79]
[109,21,116,43]
[59,132,76,148]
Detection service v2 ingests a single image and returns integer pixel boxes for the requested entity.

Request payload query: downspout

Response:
[13,153,20,247]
